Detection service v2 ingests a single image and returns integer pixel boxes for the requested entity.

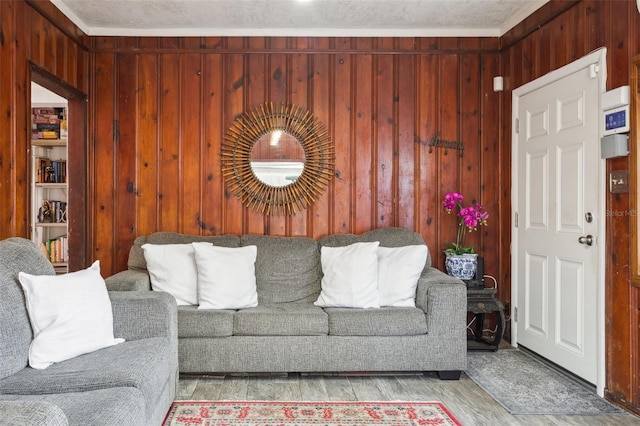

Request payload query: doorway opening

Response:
[30,64,88,271]
[511,48,607,396]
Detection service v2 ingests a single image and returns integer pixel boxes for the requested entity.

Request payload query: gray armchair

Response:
[0,237,178,426]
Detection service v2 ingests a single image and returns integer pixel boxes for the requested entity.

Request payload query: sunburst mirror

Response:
[222,102,334,215]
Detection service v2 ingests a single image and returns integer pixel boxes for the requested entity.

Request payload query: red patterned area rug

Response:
[163,401,462,425]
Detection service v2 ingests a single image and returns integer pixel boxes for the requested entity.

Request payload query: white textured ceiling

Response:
[51,0,549,37]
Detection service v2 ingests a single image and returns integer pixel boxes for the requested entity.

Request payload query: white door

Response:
[515,61,600,384]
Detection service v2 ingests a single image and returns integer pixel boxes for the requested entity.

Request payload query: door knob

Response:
[578,235,593,246]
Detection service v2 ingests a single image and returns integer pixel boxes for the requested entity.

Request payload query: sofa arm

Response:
[0,401,68,426]
[416,267,467,337]
[109,291,177,343]
[105,269,151,291]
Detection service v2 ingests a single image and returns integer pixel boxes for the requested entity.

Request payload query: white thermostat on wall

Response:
[602,86,630,135]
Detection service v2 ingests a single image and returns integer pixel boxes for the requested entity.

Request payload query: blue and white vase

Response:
[445,253,478,280]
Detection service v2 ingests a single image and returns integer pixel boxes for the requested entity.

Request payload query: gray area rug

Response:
[466,349,625,415]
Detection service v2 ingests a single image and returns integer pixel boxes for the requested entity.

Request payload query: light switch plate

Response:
[610,170,629,194]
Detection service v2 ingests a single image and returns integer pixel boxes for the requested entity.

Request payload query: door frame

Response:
[511,48,607,396]
[30,63,89,271]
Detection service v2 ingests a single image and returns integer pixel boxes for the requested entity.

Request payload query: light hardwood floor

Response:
[177,371,639,425]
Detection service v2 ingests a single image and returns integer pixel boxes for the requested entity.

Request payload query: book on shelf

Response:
[32,117,60,124]
[40,235,68,264]
[38,200,67,223]
[31,107,65,140]
[35,158,67,183]
[32,107,58,115]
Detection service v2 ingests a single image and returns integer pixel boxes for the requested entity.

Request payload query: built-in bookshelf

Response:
[31,104,68,274]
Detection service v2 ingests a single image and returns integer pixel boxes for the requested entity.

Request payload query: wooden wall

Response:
[0,1,88,243]
[500,0,640,415]
[88,37,504,281]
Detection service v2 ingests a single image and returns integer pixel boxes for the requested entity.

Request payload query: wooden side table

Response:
[467,287,505,351]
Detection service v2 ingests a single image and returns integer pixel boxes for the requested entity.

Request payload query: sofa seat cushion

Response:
[178,306,235,337]
[0,400,68,426]
[233,303,328,336]
[241,235,321,304]
[324,307,428,336]
[0,337,171,420]
[0,387,146,426]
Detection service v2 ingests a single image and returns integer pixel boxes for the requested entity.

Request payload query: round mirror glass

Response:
[250,130,306,187]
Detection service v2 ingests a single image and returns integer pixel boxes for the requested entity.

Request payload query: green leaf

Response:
[444,243,476,255]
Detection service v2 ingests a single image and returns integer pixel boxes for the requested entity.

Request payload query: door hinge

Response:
[515,118,519,134]
[515,212,518,228]
[514,306,518,322]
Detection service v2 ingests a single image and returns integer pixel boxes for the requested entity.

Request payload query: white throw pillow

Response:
[377,245,429,307]
[142,243,198,305]
[192,243,259,310]
[314,241,380,308]
[18,261,124,369]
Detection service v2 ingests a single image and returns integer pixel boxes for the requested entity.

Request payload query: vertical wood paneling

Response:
[136,44,159,237]
[30,13,44,63]
[116,52,137,269]
[181,53,204,236]
[245,39,267,236]
[354,51,374,234]
[0,1,18,235]
[332,51,353,234]
[374,52,394,229]
[202,53,224,234]
[537,24,551,75]
[14,4,30,237]
[43,18,55,70]
[159,52,181,232]
[415,53,438,251]
[632,3,640,413]
[479,54,501,286]
[223,43,246,234]
[92,50,117,273]
[459,53,481,253]
[309,48,331,239]
[500,45,513,296]
[436,53,460,270]
[605,0,634,407]
[397,51,416,231]
[54,22,66,79]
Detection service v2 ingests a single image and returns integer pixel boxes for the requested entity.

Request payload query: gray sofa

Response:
[0,238,178,426]
[107,227,467,379]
